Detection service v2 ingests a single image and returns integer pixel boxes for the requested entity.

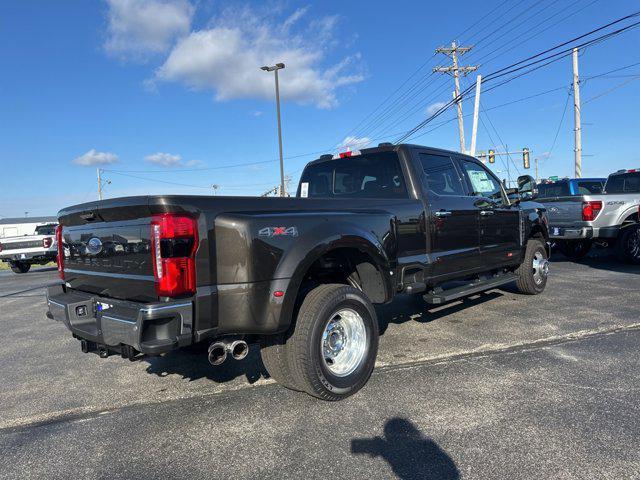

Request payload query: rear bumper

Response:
[1,251,56,262]
[549,226,593,240]
[46,285,193,355]
[548,225,620,240]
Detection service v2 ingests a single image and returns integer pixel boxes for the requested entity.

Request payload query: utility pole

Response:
[97,168,110,200]
[434,42,478,153]
[261,63,286,197]
[470,74,482,157]
[572,48,582,178]
[535,158,539,183]
[97,168,103,201]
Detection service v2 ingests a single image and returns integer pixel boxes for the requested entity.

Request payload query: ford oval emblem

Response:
[86,237,103,255]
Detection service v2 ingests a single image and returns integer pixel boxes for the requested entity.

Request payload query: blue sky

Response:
[1,0,639,217]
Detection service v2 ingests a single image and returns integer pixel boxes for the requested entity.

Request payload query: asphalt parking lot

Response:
[1,251,639,479]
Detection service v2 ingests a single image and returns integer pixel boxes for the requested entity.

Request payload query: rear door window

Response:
[418,153,465,196]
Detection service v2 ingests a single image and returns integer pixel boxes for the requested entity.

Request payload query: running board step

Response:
[423,274,517,305]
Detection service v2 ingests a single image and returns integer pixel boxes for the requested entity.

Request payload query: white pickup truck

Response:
[0,223,58,273]
[539,169,640,263]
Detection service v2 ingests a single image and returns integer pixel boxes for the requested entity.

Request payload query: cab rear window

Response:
[537,182,570,198]
[35,224,57,235]
[576,181,604,195]
[605,172,640,193]
[298,152,408,199]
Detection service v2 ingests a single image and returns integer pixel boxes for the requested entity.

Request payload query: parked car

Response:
[0,223,58,273]
[539,169,640,261]
[46,143,549,400]
[537,177,605,199]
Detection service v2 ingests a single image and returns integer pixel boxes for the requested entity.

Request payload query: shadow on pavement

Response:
[376,291,504,335]
[143,291,503,385]
[550,250,639,275]
[144,344,268,385]
[143,288,507,385]
[351,417,459,480]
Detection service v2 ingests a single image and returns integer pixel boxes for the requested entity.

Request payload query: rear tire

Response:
[557,239,592,260]
[515,239,549,295]
[615,224,640,264]
[260,333,303,392]
[10,262,31,274]
[287,284,379,401]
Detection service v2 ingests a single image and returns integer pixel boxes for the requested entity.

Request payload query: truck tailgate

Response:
[59,198,157,302]
[540,197,584,226]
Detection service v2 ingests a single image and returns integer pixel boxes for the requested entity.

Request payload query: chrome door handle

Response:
[434,211,452,217]
[480,210,495,216]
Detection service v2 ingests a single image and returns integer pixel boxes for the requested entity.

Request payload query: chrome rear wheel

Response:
[322,308,367,377]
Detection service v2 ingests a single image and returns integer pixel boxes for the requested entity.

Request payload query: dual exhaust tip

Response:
[208,339,249,366]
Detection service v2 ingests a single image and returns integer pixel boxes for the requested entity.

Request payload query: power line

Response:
[353,0,539,141]
[478,99,522,176]
[456,0,522,45]
[468,0,557,53]
[546,88,572,158]
[483,12,640,81]
[471,0,599,67]
[583,60,640,80]
[395,12,640,143]
[342,0,534,142]
[583,75,640,104]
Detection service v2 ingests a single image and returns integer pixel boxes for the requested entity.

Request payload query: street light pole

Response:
[261,63,286,197]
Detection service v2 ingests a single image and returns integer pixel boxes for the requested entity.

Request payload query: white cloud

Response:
[337,136,371,151]
[426,101,448,117]
[185,159,204,167]
[153,6,364,108]
[145,152,182,167]
[105,0,195,60]
[73,149,119,166]
[252,110,263,117]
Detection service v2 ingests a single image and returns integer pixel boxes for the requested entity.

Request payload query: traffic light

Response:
[523,148,530,169]
[488,149,495,164]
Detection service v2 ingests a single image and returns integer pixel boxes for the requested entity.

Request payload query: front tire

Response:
[287,284,379,401]
[10,261,31,274]
[615,224,640,264]
[515,239,549,295]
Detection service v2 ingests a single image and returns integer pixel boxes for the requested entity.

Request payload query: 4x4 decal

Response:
[258,226,299,237]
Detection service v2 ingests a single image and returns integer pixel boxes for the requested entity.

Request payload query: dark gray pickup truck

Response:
[47,143,550,400]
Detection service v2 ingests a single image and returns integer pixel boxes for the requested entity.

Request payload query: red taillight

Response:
[151,213,199,298]
[43,237,53,248]
[0,242,3,253]
[55,225,64,280]
[582,201,603,221]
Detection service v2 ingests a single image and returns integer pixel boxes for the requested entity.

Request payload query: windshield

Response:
[605,172,640,194]
[537,182,570,198]
[35,224,57,235]
[298,152,408,199]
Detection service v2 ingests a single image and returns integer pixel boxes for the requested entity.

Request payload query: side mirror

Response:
[517,175,538,201]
